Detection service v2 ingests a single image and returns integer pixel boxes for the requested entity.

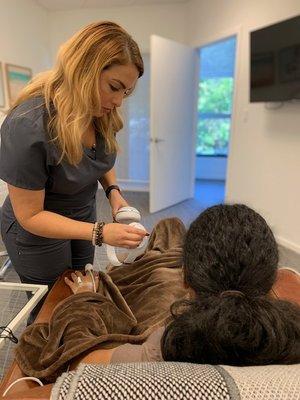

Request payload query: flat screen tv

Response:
[250,15,300,102]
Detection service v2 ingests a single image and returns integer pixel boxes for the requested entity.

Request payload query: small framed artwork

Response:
[0,63,5,108]
[5,63,32,105]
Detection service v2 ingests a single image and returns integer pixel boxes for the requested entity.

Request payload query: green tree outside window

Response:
[197,78,234,156]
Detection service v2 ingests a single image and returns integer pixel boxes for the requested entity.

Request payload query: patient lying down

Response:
[15,204,300,382]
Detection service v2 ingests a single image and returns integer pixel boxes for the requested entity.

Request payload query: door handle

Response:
[150,138,165,143]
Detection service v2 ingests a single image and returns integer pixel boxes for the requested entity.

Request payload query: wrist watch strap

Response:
[105,185,121,199]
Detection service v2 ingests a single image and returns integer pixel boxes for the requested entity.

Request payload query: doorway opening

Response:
[195,35,237,207]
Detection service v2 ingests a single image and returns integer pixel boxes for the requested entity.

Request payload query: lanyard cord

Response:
[0,326,18,344]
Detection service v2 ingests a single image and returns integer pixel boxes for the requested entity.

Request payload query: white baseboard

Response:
[117,179,149,192]
[276,235,300,255]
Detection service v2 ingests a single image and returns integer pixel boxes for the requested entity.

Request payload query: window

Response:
[197,36,236,156]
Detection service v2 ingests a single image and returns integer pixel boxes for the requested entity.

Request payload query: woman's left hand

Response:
[109,190,129,220]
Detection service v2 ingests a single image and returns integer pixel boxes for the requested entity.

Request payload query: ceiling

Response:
[35,0,188,11]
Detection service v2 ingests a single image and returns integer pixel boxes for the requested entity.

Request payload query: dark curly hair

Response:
[161,204,300,365]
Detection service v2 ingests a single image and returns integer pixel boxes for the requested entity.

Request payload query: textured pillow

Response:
[51,362,237,400]
[51,362,300,400]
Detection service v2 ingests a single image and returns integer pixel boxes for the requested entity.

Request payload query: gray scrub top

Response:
[0,96,117,222]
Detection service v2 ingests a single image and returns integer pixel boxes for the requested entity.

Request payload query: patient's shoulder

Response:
[111,327,165,363]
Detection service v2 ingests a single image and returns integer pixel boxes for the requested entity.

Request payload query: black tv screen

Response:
[250,15,300,102]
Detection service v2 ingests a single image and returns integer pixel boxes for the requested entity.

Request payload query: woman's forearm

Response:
[22,211,94,241]
[7,184,95,241]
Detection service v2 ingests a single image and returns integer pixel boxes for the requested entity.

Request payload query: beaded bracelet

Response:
[92,221,105,246]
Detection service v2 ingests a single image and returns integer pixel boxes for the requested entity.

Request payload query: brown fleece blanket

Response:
[15,218,187,382]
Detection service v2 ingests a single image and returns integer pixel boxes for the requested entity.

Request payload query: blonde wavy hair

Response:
[11,21,144,165]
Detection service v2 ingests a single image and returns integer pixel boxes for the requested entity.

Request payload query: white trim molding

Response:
[276,235,300,255]
[118,179,149,192]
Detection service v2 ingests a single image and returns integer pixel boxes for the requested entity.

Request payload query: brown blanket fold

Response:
[15,217,188,381]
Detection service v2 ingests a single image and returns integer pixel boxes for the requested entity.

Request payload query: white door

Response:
[150,35,196,213]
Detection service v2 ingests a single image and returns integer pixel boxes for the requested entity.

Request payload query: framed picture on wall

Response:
[0,63,5,108]
[5,63,32,105]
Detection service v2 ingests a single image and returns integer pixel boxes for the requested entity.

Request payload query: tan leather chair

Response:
[0,268,299,399]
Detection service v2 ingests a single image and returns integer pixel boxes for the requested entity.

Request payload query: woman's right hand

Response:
[102,223,148,248]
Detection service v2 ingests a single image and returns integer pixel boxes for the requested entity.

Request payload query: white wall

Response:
[0,0,51,204]
[196,157,227,180]
[0,0,51,110]
[48,3,187,62]
[187,0,300,252]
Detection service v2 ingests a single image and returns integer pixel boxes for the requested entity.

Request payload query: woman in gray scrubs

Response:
[0,21,146,290]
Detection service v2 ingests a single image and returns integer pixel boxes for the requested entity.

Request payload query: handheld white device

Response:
[114,206,141,224]
[106,207,148,266]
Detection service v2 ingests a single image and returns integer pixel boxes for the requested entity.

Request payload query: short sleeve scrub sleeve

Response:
[0,111,49,190]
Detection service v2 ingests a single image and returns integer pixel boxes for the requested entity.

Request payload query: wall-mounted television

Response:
[250,15,300,102]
